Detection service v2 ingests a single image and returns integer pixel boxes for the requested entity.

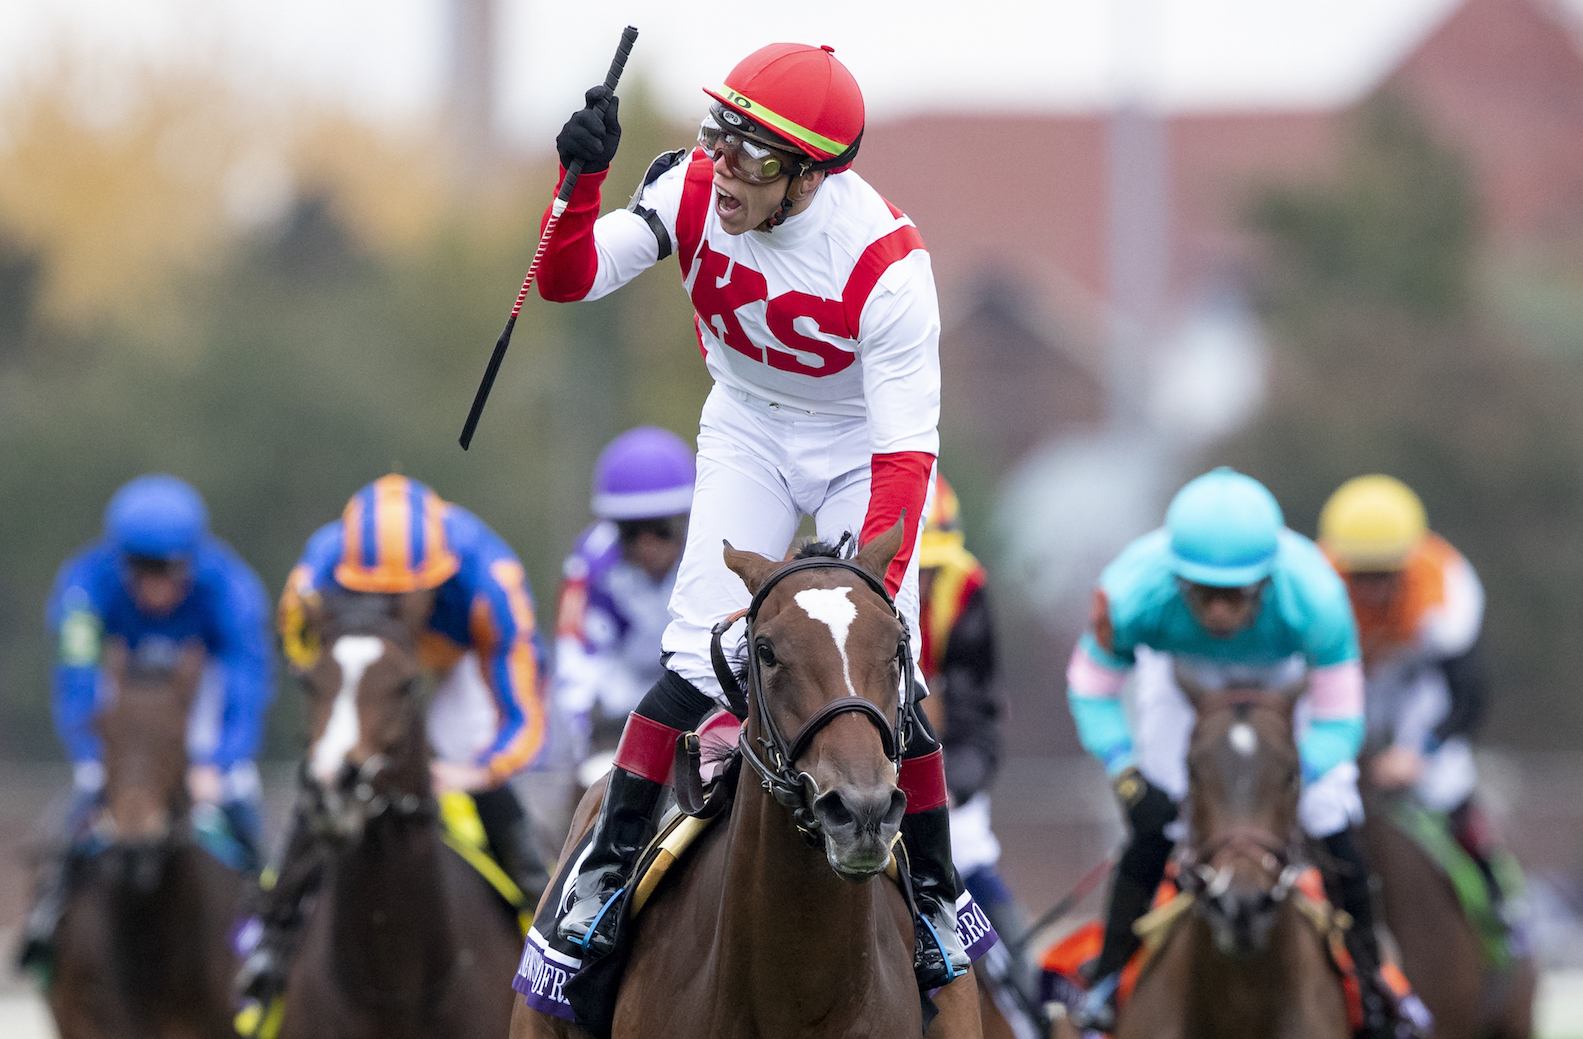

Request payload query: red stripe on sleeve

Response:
[840,223,926,338]
[535,165,609,302]
[898,748,949,813]
[674,149,716,280]
[612,713,683,784]
[861,451,936,595]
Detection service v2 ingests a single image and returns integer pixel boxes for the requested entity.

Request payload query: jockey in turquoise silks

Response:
[1064,468,1428,1039]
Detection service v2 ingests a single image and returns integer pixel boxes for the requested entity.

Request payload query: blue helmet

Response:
[104,474,209,561]
[591,427,696,520]
[1165,467,1283,587]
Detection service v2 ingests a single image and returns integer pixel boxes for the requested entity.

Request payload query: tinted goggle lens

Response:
[698,115,786,183]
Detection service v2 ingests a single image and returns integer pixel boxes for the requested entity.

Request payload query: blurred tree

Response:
[0,70,710,760]
[1210,92,1583,748]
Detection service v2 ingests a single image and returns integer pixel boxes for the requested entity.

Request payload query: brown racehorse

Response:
[1361,781,1536,1039]
[512,526,982,1039]
[49,639,245,1039]
[275,591,523,1039]
[1116,672,1350,1039]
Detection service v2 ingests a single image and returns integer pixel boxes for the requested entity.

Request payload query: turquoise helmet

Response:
[1165,468,1283,587]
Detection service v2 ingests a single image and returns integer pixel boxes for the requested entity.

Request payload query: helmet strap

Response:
[765,187,795,231]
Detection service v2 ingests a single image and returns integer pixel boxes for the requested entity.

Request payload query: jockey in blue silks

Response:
[1065,469,1427,1039]
[20,474,274,973]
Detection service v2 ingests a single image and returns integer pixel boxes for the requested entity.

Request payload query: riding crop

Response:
[458,24,639,450]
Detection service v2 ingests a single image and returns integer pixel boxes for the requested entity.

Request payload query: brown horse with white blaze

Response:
[1116,671,1349,1039]
[512,524,982,1039]
[273,591,523,1039]
[49,640,245,1039]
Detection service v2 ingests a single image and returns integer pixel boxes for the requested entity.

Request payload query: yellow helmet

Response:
[919,473,965,569]
[1318,475,1427,571]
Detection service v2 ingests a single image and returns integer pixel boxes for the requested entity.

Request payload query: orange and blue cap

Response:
[335,475,460,594]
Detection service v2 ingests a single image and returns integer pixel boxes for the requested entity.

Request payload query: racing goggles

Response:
[698,110,801,184]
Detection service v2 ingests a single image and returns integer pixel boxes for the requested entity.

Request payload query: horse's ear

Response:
[723,540,780,596]
[102,637,129,687]
[854,516,906,585]
[1275,675,1309,716]
[173,640,206,705]
[1173,661,1212,709]
[394,589,437,638]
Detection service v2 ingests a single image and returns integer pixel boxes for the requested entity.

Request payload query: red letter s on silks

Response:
[690,242,768,362]
[763,292,856,376]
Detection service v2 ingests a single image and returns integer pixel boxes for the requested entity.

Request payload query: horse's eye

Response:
[1286,768,1300,789]
[756,643,777,667]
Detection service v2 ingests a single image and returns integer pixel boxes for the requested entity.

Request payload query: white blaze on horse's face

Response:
[1229,721,1258,758]
[311,635,386,786]
[794,586,859,697]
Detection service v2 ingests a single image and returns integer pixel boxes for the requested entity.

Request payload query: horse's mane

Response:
[792,534,850,560]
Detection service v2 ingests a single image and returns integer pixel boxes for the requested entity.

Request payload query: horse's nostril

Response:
[337,761,360,791]
[814,791,855,829]
[882,788,906,829]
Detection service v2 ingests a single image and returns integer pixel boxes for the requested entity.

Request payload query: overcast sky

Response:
[2,0,1563,150]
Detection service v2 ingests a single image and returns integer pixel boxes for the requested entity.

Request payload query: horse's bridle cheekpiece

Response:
[699,555,914,839]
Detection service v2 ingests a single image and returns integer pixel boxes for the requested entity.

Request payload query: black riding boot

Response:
[556,765,663,956]
[474,785,551,911]
[1320,829,1428,1039]
[558,671,714,956]
[16,850,71,980]
[1078,825,1174,1029]
[901,804,971,988]
[235,798,326,1016]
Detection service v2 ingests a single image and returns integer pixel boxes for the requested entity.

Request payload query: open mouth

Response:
[714,184,743,220]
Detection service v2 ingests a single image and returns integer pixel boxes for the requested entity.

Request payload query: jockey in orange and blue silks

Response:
[238,475,551,1010]
[1063,469,1427,1039]
[279,475,548,787]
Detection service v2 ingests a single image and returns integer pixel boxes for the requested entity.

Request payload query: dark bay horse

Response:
[513,524,982,1039]
[1362,782,1535,1039]
[276,592,523,1039]
[1117,672,1349,1039]
[49,640,245,1039]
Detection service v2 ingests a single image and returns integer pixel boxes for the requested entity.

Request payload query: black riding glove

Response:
[1113,766,1177,836]
[555,85,622,173]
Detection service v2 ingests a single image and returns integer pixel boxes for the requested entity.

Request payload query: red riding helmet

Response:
[704,43,865,173]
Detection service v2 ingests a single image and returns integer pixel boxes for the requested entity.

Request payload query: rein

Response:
[698,555,913,839]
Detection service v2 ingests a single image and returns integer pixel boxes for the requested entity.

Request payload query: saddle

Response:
[515,713,1001,1039]
[1039,868,1375,1035]
[1387,799,1526,968]
[436,791,533,935]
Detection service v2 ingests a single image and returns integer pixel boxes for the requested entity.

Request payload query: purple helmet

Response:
[592,427,696,520]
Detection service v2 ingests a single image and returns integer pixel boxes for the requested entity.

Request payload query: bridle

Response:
[1178,689,1303,905]
[707,555,913,838]
[302,599,436,837]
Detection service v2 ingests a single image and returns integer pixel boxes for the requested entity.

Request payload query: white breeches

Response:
[662,384,929,703]
[1366,664,1478,811]
[427,652,499,766]
[949,792,1002,875]
[1133,648,1363,839]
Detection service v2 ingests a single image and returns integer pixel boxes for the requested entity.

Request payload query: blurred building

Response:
[855,0,1583,758]
[864,0,1583,464]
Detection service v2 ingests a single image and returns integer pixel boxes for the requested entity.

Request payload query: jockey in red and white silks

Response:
[532,42,970,990]
[537,133,940,693]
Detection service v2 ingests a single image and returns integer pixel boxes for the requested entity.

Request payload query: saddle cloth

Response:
[1387,799,1527,968]
[513,795,1001,1034]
